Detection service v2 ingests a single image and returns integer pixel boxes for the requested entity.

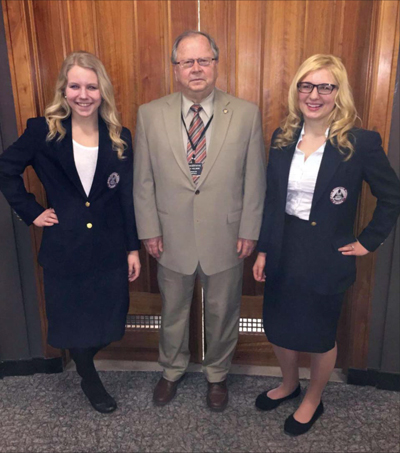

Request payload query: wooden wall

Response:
[2,0,399,369]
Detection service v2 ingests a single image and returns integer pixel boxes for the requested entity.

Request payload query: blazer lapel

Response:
[56,117,87,199]
[197,89,232,189]
[88,117,113,200]
[163,92,195,186]
[278,129,301,203]
[311,140,344,210]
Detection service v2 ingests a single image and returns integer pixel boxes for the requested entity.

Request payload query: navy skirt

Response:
[43,263,129,349]
[263,214,345,353]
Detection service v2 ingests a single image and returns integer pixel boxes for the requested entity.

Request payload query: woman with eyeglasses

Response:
[253,54,400,436]
[0,51,141,413]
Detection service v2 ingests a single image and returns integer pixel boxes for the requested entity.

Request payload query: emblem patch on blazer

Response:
[330,187,348,205]
[107,172,120,189]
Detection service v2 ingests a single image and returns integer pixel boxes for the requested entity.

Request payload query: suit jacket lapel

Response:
[280,143,296,202]
[57,116,87,199]
[163,92,195,186]
[88,116,113,200]
[311,140,344,210]
[278,129,301,203]
[197,89,232,189]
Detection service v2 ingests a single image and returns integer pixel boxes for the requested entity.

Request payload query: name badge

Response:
[189,162,203,177]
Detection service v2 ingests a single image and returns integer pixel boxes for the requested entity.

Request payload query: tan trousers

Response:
[157,262,244,383]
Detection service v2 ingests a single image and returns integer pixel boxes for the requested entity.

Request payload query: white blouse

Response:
[285,126,329,221]
[73,140,99,197]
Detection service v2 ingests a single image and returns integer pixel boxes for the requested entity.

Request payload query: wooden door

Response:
[2,0,399,370]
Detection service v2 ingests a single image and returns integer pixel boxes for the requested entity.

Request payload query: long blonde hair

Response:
[44,51,126,159]
[274,54,359,160]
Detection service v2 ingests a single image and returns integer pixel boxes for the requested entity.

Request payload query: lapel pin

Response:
[223,109,228,114]
[330,187,348,205]
[107,172,120,189]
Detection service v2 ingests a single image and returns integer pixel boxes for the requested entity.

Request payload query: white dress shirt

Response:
[73,140,98,196]
[285,126,329,221]
[181,91,214,154]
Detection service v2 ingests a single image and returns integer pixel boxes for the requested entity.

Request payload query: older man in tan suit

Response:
[134,30,266,411]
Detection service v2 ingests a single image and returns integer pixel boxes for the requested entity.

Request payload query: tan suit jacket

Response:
[134,88,266,275]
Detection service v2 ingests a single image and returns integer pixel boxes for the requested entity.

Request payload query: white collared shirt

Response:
[73,139,98,196]
[285,126,329,220]
[181,91,214,154]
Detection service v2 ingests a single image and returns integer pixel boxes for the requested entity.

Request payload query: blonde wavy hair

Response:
[44,51,126,159]
[274,54,360,160]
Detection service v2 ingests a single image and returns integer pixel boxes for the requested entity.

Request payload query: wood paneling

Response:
[331,0,373,122]
[2,0,399,369]
[201,0,236,94]
[303,0,336,57]
[95,1,138,132]
[31,1,65,108]
[169,0,198,93]
[2,0,37,130]
[63,0,97,55]
[262,1,306,142]
[235,0,263,105]
[344,0,400,370]
[136,1,167,105]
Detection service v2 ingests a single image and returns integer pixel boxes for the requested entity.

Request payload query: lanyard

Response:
[182,112,214,154]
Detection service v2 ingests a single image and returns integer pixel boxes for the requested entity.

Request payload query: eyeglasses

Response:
[297,82,337,95]
[174,58,218,69]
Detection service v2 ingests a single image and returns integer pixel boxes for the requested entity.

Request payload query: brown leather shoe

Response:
[153,376,184,406]
[207,380,228,412]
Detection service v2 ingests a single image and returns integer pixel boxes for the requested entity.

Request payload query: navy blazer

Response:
[258,127,400,295]
[0,116,140,275]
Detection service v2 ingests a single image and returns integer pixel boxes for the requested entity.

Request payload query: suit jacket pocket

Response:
[227,209,242,224]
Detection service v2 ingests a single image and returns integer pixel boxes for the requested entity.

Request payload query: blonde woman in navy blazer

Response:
[0,52,141,413]
[253,54,400,436]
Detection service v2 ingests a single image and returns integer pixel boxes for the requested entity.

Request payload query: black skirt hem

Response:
[266,336,337,354]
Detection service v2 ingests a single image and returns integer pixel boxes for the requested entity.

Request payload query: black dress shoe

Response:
[284,401,324,436]
[81,379,117,414]
[255,384,301,411]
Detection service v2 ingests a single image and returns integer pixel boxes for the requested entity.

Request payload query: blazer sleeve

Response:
[0,119,45,225]
[118,128,140,251]
[357,131,400,252]
[133,105,162,239]
[238,107,267,240]
[257,129,280,252]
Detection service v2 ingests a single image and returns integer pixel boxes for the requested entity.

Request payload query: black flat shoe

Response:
[81,379,117,414]
[284,401,324,436]
[255,384,301,411]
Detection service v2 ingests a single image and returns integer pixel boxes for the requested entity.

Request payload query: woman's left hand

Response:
[127,251,141,282]
[338,241,370,256]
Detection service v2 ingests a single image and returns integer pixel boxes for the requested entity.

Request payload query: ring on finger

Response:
[351,245,355,250]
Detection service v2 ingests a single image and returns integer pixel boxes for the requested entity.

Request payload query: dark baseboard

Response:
[0,357,63,378]
[347,368,400,391]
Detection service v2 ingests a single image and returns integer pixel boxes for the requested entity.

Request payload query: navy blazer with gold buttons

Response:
[258,127,400,295]
[0,116,140,275]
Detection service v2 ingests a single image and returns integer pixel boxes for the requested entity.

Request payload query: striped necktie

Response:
[187,104,206,183]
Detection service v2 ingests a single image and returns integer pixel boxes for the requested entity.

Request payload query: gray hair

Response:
[171,30,219,64]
